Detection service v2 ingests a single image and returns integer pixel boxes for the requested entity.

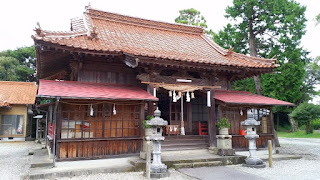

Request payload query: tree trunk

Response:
[288,116,298,132]
[306,121,312,134]
[249,18,262,95]
[273,129,280,147]
[253,75,262,95]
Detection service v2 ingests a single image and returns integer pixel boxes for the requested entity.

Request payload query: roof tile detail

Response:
[0,81,38,104]
[32,6,277,69]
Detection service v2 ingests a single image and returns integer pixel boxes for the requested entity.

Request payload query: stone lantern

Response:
[146,108,169,178]
[241,110,266,168]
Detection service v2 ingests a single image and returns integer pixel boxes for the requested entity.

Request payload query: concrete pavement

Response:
[179,166,267,180]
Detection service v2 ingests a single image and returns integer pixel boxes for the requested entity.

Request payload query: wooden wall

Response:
[78,63,138,85]
[232,135,273,148]
[58,138,141,160]
[218,106,274,148]
[57,101,143,159]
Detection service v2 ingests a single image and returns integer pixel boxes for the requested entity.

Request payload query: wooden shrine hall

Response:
[33,5,294,160]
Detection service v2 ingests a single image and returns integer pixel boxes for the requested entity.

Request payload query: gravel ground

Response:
[1,138,319,180]
[0,141,36,180]
[228,137,320,180]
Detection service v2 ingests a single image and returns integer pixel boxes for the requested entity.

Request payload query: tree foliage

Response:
[316,13,320,25]
[290,103,320,134]
[175,8,213,35]
[0,46,36,82]
[214,0,310,107]
[0,56,20,81]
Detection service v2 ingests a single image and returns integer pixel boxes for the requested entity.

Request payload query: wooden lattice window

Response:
[60,103,141,139]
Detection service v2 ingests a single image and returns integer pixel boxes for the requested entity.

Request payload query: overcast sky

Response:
[0,0,319,59]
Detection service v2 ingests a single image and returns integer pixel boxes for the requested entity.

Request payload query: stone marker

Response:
[241,110,266,168]
[145,108,169,178]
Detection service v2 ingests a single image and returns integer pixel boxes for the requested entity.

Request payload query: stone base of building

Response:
[217,149,235,156]
[208,146,218,154]
[0,137,25,141]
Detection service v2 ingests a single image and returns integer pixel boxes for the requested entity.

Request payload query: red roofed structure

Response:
[38,80,157,101]
[33,6,293,160]
[214,90,294,106]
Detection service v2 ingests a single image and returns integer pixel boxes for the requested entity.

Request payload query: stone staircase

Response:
[172,160,223,169]
[162,135,208,151]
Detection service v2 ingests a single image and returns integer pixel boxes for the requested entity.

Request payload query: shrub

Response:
[143,115,154,128]
[217,117,231,129]
[312,119,320,130]
[290,103,320,134]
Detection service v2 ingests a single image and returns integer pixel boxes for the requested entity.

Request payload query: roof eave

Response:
[37,95,158,102]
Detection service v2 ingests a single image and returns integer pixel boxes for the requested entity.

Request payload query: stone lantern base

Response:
[149,164,170,178]
[243,163,266,168]
[216,135,235,156]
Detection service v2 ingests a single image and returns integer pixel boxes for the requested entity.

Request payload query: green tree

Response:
[213,24,248,55]
[215,0,307,95]
[290,103,320,134]
[175,8,213,35]
[316,13,320,25]
[0,46,36,81]
[0,56,20,81]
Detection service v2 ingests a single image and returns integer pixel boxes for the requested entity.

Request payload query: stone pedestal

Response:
[149,141,169,178]
[216,135,235,156]
[140,128,154,159]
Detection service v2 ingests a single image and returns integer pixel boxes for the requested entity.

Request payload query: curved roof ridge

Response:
[231,52,277,65]
[201,35,228,55]
[86,6,205,35]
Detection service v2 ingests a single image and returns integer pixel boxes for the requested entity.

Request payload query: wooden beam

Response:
[207,89,217,147]
[141,81,221,91]
[147,84,154,116]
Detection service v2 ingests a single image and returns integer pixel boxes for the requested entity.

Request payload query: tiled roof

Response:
[32,6,277,69]
[0,81,38,104]
[38,80,158,101]
[214,90,294,106]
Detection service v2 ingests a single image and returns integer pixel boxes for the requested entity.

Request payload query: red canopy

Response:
[214,90,294,106]
[38,80,158,101]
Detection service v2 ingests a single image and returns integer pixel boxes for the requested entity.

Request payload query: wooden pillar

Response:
[140,102,145,137]
[187,102,192,134]
[147,84,154,116]
[208,89,217,147]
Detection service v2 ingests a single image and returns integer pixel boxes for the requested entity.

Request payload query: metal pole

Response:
[268,140,273,167]
[53,97,60,168]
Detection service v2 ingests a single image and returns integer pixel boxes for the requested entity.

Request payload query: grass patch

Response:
[277,130,320,138]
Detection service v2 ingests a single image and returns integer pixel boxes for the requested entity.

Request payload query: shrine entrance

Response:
[157,89,210,136]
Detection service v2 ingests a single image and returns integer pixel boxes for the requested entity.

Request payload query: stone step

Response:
[162,143,208,147]
[164,135,208,140]
[173,161,223,169]
[162,144,208,151]
[163,139,207,143]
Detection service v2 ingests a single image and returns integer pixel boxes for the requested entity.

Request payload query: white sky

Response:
[0,0,319,59]
[0,0,319,103]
